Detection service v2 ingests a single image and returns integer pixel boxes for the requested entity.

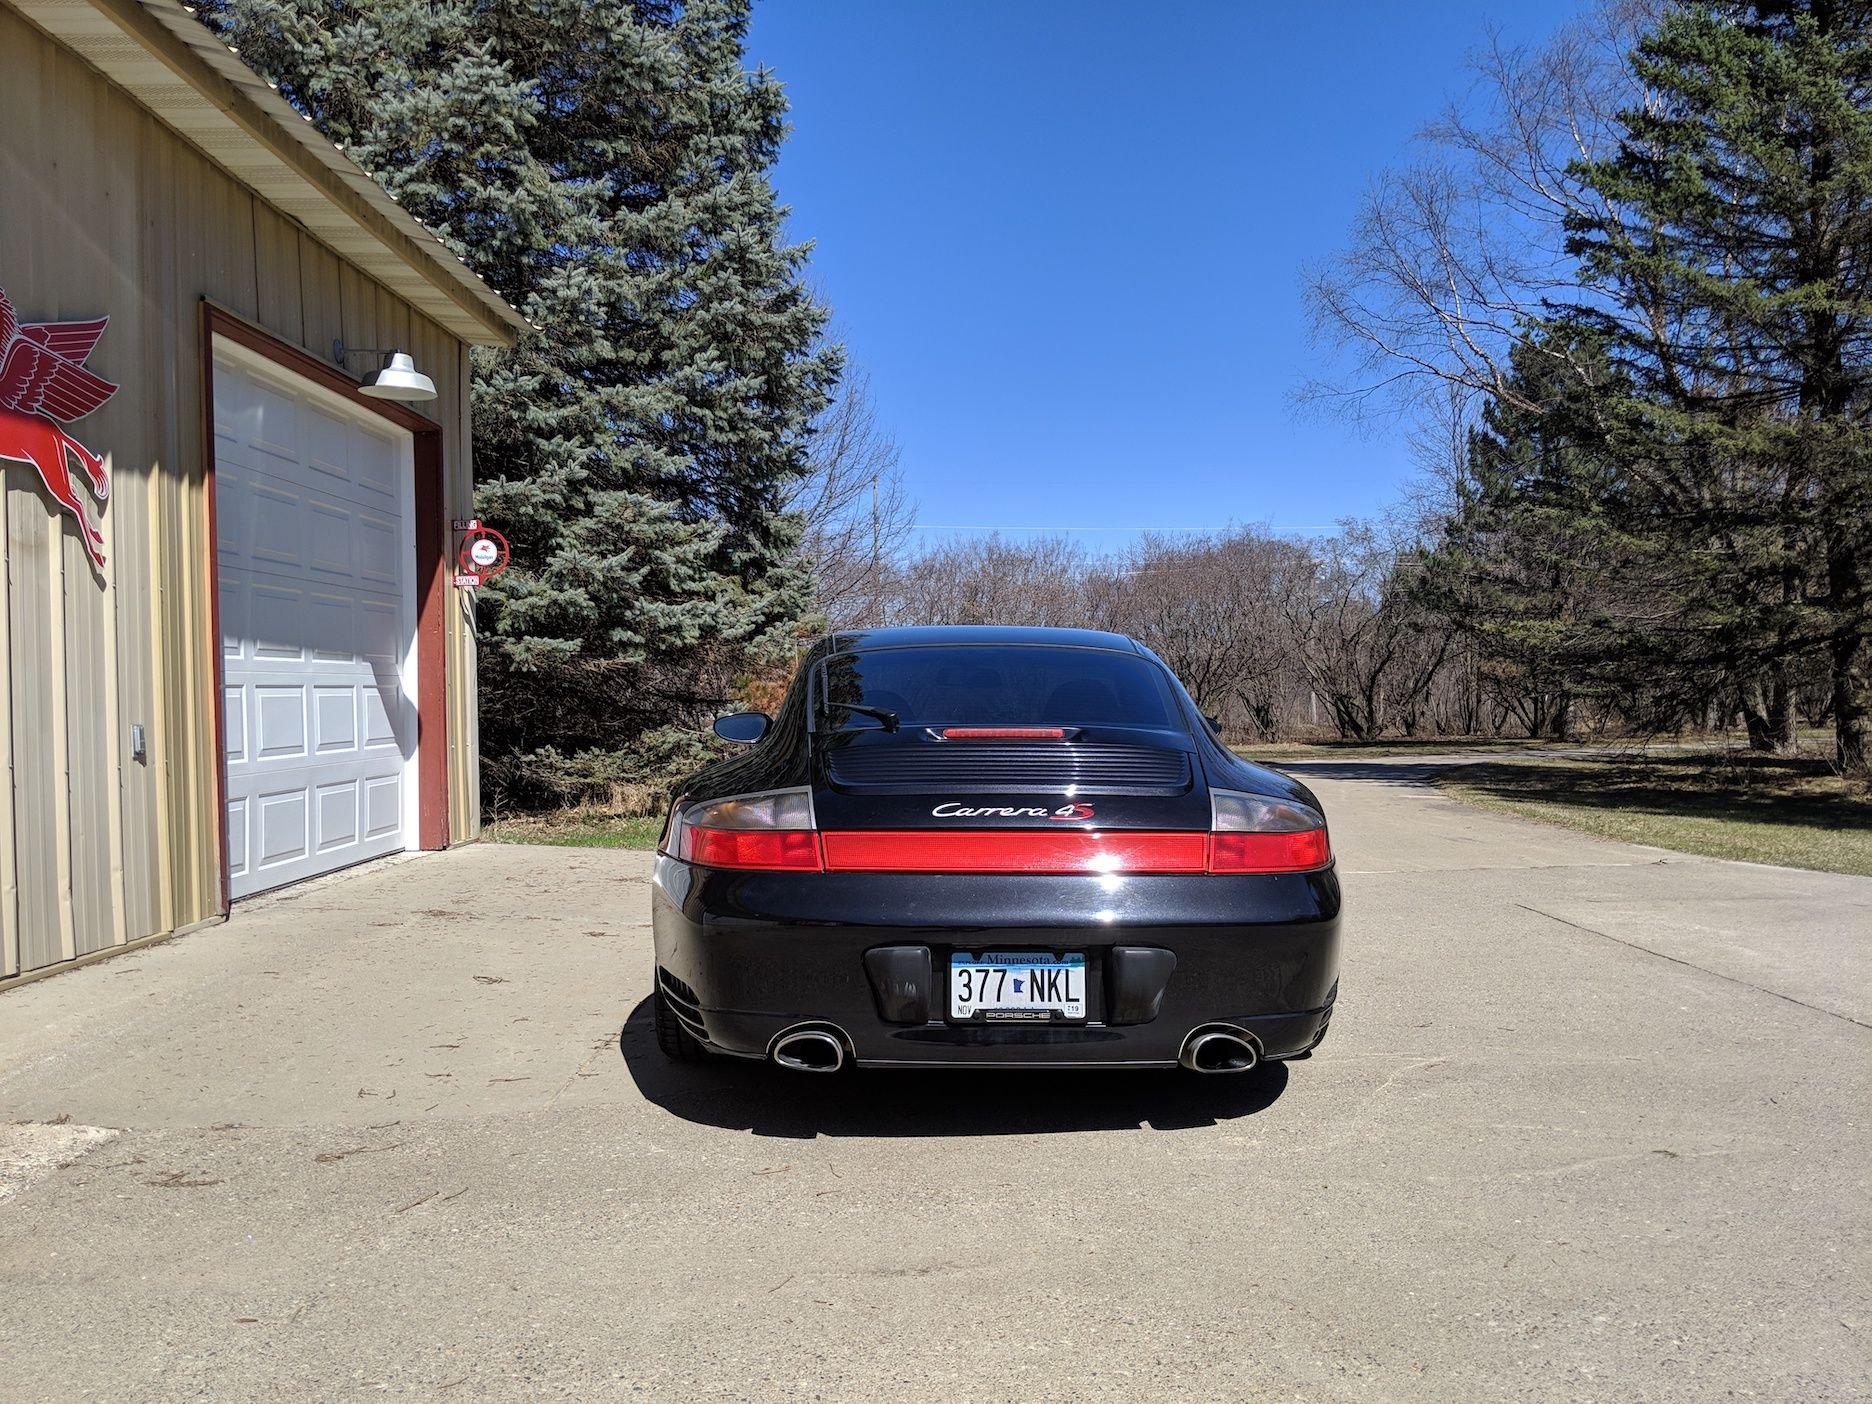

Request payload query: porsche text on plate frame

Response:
[649,626,1341,1074]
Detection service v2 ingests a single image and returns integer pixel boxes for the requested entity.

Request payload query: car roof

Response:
[823,625,1145,655]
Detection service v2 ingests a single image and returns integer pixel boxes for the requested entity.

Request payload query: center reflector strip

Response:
[820,830,1208,875]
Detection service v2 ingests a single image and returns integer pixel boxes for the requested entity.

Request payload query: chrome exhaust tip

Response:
[769,1026,848,1073]
[1178,1024,1262,1074]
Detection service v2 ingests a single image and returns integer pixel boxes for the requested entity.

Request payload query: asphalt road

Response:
[1,758,1866,1402]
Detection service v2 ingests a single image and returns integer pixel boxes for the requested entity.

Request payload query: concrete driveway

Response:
[1,759,1866,1402]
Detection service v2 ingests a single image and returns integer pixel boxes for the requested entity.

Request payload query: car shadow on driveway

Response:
[617,998,1289,1138]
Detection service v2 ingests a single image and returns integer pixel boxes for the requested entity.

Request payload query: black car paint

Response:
[650,626,1341,1068]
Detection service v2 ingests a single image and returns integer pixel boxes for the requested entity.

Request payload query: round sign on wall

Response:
[455,526,510,587]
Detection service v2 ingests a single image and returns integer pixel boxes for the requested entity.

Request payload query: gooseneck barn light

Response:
[331,339,437,402]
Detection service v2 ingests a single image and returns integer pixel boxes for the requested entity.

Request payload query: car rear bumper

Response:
[649,857,1341,1067]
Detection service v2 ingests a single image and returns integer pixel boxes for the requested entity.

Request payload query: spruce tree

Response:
[1550,0,1872,771]
[194,0,839,803]
[1419,338,1626,739]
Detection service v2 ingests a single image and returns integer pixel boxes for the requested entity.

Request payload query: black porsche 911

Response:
[649,626,1340,1074]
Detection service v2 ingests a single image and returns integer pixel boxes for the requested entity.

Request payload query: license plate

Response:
[949,951,1087,1022]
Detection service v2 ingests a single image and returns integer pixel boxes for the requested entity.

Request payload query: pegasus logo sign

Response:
[0,286,116,570]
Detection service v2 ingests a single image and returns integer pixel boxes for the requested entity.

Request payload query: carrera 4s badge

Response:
[930,802,1097,821]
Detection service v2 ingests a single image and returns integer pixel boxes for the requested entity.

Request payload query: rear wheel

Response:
[653,986,709,1062]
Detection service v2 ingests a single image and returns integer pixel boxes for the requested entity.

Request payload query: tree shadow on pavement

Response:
[617,998,1289,1139]
[1446,757,1863,832]
[1270,759,1452,787]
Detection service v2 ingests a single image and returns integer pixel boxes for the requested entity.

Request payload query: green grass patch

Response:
[1432,752,1871,876]
[485,813,665,850]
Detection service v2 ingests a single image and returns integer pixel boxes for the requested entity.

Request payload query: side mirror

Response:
[1204,714,1222,735]
[712,711,772,744]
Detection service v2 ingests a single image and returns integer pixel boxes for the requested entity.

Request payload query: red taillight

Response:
[667,787,822,870]
[1207,789,1332,873]
[938,727,1068,741]
[821,831,1207,874]
[685,827,823,871]
[1208,828,1332,873]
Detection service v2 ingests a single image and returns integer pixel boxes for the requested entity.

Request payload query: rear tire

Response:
[653,986,709,1063]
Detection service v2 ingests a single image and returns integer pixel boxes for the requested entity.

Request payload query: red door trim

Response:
[198,303,228,915]
[200,301,451,912]
[411,432,450,851]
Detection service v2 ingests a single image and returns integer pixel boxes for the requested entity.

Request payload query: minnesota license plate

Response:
[949,951,1087,1022]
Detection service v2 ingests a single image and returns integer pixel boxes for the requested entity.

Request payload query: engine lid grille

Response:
[825,742,1191,796]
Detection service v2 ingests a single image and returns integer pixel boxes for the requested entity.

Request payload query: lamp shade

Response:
[359,351,436,402]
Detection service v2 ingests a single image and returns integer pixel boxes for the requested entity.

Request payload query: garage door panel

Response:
[355,431,400,504]
[216,365,303,467]
[363,684,405,750]
[359,598,400,667]
[254,686,309,762]
[216,347,416,899]
[256,788,310,868]
[315,781,360,853]
[309,500,355,577]
[364,775,403,841]
[224,686,248,764]
[304,401,353,484]
[314,686,359,755]
[305,591,359,662]
[226,798,250,882]
[242,377,302,466]
[216,466,250,566]
[358,513,401,588]
[220,572,247,659]
[251,581,307,660]
[248,477,309,571]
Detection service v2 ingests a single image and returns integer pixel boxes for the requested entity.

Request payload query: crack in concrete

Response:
[1515,902,1871,1031]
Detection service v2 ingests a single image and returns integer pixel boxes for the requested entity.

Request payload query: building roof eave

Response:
[11,0,532,347]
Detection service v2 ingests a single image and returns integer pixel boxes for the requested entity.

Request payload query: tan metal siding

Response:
[0,489,18,978]
[449,340,481,840]
[296,232,345,380]
[252,202,306,347]
[0,5,482,980]
[7,479,68,971]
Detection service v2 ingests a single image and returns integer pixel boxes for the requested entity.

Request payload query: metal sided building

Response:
[0,0,528,985]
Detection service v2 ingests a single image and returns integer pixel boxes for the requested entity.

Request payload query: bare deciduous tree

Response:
[880,524,1470,744]
[1282,525,1453,740]
[888,534,1093,628]
[1301,1,1660,420]
[1090,530,1314,740]
[790,370,914,628]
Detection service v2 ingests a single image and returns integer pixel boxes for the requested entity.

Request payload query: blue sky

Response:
[746,0,1587,554]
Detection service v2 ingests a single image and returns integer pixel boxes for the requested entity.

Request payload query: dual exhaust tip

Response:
[1178,1024,1262,1074]
[772,1023,1263,1074]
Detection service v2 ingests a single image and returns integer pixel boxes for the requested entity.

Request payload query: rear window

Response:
[818,646,1184,731]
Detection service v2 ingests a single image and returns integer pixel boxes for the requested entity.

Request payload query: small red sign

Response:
[0,285,115,570]
[455,525,510,588]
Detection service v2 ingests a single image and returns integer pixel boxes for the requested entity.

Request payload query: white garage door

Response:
[213,340,419,899]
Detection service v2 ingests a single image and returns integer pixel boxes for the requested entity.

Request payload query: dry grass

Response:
[592,782,667,817]
[1433,751,1871,876]
[484,796,666,851]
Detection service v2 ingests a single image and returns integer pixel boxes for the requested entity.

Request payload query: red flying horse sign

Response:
[0,285,116,570]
